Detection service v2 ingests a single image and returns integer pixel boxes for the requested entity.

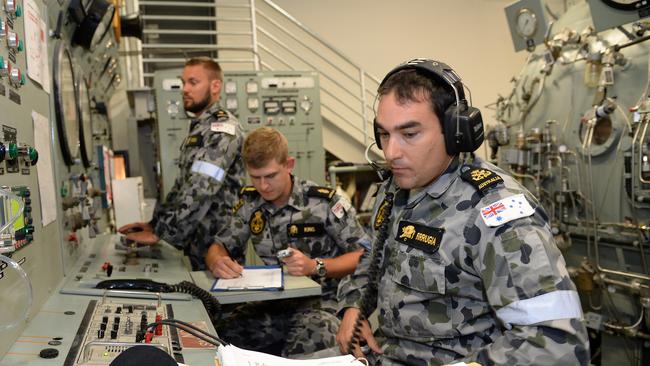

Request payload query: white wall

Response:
[272,0,530,128]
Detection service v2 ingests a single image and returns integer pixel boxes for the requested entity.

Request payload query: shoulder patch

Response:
[213,108,230,122]
[232,198,245,214]
[460,167,503,194]
[480,193,535,227]
[240,186,258,197]
[373,197,391,230]
[211,122,236,135]
[307,186,335,200]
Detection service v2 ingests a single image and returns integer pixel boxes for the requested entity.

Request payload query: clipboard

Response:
[211,265,284,291]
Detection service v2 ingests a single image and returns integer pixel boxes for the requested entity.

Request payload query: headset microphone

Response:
[364,142,392,181]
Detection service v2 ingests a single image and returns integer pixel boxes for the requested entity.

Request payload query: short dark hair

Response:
[377,68,455,124]
[184,57,223,81]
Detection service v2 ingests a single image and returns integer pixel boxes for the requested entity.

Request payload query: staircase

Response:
[129,0,380,163]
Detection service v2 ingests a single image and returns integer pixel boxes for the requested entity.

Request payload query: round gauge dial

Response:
[225,81,237,94]
[78,76,94,168]
[602,0,647,11]
[53,40,80,166]
[516,8,537,38]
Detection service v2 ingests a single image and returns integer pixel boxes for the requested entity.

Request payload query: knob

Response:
[97,329,105,339]
[4,0,15,14]
[7,142,17,160]
[9,66,21,86]
[6,31,17,48]
[110,330,117,339]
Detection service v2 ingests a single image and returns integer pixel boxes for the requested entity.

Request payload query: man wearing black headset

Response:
[335,59,589,365]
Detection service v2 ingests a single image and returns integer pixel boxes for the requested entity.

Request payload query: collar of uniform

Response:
[407,156,461,205]
[198,101,223,121]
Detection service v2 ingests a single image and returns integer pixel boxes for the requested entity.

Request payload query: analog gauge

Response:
[226,97,238,111]
[300,97,312,114]
[247,97,259,111]
[225,81,237,94]
[246,80,258,94]
[601,0,647,11]
[53,40,80,166]
[78,75,94,168]
[516,8,537,38]
[69,0,116,51]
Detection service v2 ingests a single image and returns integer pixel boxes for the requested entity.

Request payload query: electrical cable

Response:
[170,281,222,322]
[145,319,227,346]
[0,253,33,331]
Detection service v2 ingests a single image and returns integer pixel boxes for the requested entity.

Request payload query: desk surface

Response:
[190,271,322,304]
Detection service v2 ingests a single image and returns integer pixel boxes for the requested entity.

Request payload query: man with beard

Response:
[118,57,246,270]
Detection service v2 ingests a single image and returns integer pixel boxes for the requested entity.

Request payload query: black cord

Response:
[347,191,394,353]
[172,281,222,322]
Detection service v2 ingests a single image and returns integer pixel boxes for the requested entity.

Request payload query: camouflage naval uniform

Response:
[214,178,370,356]
[150,102,245,270]
[338,156,589,365]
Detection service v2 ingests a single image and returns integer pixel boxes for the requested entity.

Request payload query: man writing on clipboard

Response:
[205,127,370,357]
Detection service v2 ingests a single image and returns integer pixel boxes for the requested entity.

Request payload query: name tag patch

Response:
[287,223,325,238]
[395,221,443,254]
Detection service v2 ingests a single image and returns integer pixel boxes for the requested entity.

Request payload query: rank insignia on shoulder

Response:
[307,186,335,200]
[395,221,443,254]
[373,198,391,230]
[249,209,266,235]
[183,134,203,148]
[480,193,534,227]
[232,199,245,214]
[240,186,258,196]
[214,108,229,122]
[460,167,503,194]
[287,223,325,238]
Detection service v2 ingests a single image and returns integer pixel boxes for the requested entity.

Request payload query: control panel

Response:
[64,298,180,366]
[154,69,326,199]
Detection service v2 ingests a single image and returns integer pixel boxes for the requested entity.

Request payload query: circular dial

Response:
[78,76,94,168]
[602,0,647,11]
[516,8,537,38]
[53,40,80,166]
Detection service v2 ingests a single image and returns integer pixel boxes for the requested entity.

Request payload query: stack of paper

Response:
[215,344,367,366]
[211,266,284,291]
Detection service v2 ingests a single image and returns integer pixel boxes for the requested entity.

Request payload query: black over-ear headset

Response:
[373,58,484,155]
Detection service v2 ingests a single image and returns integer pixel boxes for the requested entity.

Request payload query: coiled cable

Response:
[172,281,222,322]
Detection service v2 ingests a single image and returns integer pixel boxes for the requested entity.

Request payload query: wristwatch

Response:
[314,258,327,278]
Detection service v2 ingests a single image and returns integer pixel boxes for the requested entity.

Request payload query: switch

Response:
[110,330,117,339]
[6,31,18,48]
[155,314,162,335]
[97,329,105,339]
[4,0,15,14]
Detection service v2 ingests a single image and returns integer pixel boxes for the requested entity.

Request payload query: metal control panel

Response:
[65,299,179,366]
[154,69,326,199]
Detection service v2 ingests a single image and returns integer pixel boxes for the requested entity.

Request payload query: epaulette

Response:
[240,186,258,197]
[307,186,335,200]
[460,166,503,195]
[213,108,230,122]
[232,198,245,214]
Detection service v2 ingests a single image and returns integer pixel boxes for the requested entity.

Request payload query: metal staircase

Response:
[131,0,379,162]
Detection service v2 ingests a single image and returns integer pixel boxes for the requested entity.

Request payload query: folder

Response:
[211,265,284,291]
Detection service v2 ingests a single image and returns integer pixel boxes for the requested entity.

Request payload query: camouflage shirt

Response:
[214,178,370,310]
[151,102,246,269]
[338,156,589,365]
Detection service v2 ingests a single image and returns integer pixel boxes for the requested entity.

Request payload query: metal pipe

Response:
[249,0,260,71]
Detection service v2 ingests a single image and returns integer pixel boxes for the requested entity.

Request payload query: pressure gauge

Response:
[246,80,258,94]
[225,81,237,94]
[226,97,238,111]
[78,76,94,168]
[300,97,312,114]
[247,97,259,111]
[516,8,537,38]
[53,40,80,166]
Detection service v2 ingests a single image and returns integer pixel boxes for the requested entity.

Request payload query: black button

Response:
[39,348,59,359]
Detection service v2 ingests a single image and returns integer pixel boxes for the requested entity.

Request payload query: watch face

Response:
[516,8,537,38]
[602,0,647,11]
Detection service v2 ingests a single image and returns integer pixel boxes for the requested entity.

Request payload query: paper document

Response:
[211,266,283,291]
[216,344,367,366]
